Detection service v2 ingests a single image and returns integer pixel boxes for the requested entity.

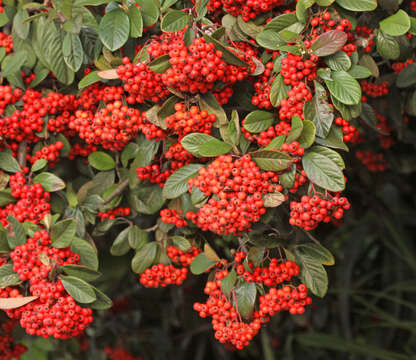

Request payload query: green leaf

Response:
[295,243,335,266]
[33,172,66,192]
[376,31,400,60]
[297,120,316,149]
[6,216,26,249]
[228,110,240,146]
[78,70,101,89]
[60,264,101,282]
[172,236,191,252]
[235,281,256,319]
[0,264,21,288]
[311,30,348,57]
[251,150,293,171]
[348,65,372,79]
[128,5,143,38]
[131,242,159,274]
[98,8,130,51]
[304,81,334,138]
[0,190,15,207]
[163,164,204,199]
[380,10,410,37]
[265,135,286,150]
[62,33,83,72]
[280,165,296,188]
[13,9,30,39]
[199,139,232,157]
[32,17,74,85]
[256,29,285,50]
[161,10,190,32]
[2,50,27,77]
[360,102,378,127]
[309,145,345,169]
[295,253,328,297]
[287,116,303,143]
[198,93,227,125]
[335,0,377,11]
[89,285,112,310]
[50,219,76,248]
[324,70,361,105]
[149,54,172,73]
[302,151,345,192]
[190,253,217,275]
[265,13,297,31]
[0,152,20,173]
[128,184,165,215]
[140,0,160,27]
[315,125,348,151]
[60,275,97,304]
[88,152,115,171]
[326,51,351,71]
[359,54,379,77]
[221,269,237,297]
[110,226,131,256]
[195,0,209,19]
[396,63,416,88]
[270,74,289,107]
[31,159,47,173]
[70,237,99,270]
[243,111,274,133]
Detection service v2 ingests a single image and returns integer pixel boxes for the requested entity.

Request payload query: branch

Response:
[103,179,129,205]
[18,141,27,169]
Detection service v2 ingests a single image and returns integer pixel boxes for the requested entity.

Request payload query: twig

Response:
[142,224,158,232]
[103,179,129,205]
[18,141,27,169]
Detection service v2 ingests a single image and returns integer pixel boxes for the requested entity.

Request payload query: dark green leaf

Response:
[221,269,237,296]
[348,65,372,79]
[88,152,115,171]
[295,252,328,297]
[295,243,335,266]
[376,31,400,60]
[172,236,191,252]
[0,152,20,173]
[380,10,410,37]
[128,5,143,38]
[287,116,303,143]
[31,159,47,173]
[251,150,293,171]
[190,253,217,275]
[70,237,99,270]
[309,145,345,169]
[149,54,172,73]
[270,74,289,107]
[244,111,274,133]
[199,139,232,157]
[163,164,204,199]
[256,29,285,50]
[13,9,30,39]
[33,172,66,192]
[161,10,190,32]
[131,242,159,274]
[78,71,101,89]
[140,0,160,27]
[396,63,416,88]
[98,8,130,51]
[89,286,112,310]
[62,33,83,72]
[315,125,348,151]
[324,70,361,105]
[60,275,97,303]
[297,120,316,149]
[326,51,351,71]
[335,0,377,11]
[2,50,27,77]
[110,226,131,256]
[235,281,256,319]
[60,264,101,282]
[50,219,76,248]
[302,151,345,192]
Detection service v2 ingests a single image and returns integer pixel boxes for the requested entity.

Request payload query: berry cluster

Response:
[0,172,50,226]
[220,0,285,21]
[335,117,361,143]
[252,62,275,109]
[0,32,13,53]
[30,141,64,168]
[186,155,281,235]
[71,101,142,151]
[98,207,131,221]
[117,58,169,104]
[165,103,216,137]
[243,120,291,147]
[0,319,27,360]
[160,208,188,227]
[289,194,351,230]
[355,26,375,53]
[280,82,312,121]
[375,112,394,149]
[0,85,22,115]
[392,59,415,74]
[356,150,387,172]
[361,80,389,99]
[194,257,311,350]
[8,230,93,338]
[166,245,201,267]
[280,53,318,87]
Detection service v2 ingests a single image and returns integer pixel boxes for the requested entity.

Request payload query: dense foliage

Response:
[0,0,415,359]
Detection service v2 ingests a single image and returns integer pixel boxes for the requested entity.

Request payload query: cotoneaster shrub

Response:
[0,0,415,358]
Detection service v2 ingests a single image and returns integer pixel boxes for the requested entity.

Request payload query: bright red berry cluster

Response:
[0,85,21,115]
[289,194,351,230]
[166,245,201,267]
[335,117,361,143]
[281,53,318,87]
[252,61,275,109]
[280,82,312,121]
[220,0,285,21]
[0,172,50,227]
[186,155,282,235]
[98,207,131,221]
[0,32,13,53]
[8,230,93,338]
[30,141,64,168]
[160,208,188,227]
